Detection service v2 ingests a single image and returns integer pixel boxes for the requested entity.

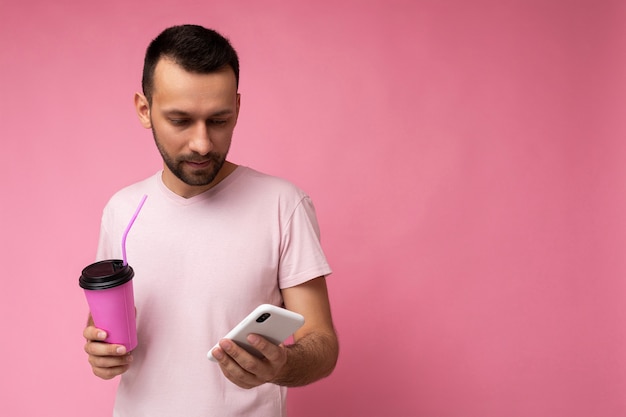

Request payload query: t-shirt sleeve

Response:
[278,195,332,289]
[95,207,114,261]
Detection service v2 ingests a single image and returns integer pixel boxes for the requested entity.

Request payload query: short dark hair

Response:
[141,25,240,103]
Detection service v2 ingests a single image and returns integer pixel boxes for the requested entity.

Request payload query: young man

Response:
[83,25,338,416]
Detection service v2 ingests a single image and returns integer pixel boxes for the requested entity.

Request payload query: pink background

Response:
[1,1,625,416]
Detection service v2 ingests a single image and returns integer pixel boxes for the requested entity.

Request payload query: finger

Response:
[83,325,107,342]
[88,350,133,368]
[219,362,258,390]
[217,338,284,386]
[84,339,129,357]
[92,363,131,380]
[218,339,259,369]
[216,340,262,388]
[246,334,284,363]
[210,346,225,362]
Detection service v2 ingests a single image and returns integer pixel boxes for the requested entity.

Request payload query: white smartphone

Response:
[207,304,305,362]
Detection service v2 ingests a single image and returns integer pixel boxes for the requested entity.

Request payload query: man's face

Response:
[136,58,240,197]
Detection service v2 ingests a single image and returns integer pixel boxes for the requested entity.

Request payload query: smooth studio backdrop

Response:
[1,1,625,416]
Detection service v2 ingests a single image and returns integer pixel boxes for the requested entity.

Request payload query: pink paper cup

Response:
[79,260,138,351]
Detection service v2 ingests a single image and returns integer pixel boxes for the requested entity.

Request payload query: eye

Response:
[169,118,190,127]
[209,119,228,126]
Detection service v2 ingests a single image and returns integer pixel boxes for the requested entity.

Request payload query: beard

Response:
[152,128,229,187]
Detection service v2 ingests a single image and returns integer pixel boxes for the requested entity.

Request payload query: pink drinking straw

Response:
[122,194,148,266]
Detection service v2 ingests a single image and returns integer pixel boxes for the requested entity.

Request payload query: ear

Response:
[134,92,152,129]
[234,93,241,124]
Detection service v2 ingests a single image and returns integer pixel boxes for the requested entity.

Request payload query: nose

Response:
[188,122,213,155]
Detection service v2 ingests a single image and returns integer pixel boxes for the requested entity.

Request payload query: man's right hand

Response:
[83,325,133,380]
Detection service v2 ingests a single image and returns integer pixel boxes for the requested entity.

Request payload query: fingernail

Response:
[97,331,107,340]
[247,334,259,344]
[116,346,127,354]
[219,339,233,351]
[212,349,224,360]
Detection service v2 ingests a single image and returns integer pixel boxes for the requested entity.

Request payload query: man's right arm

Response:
[83,314,133,380]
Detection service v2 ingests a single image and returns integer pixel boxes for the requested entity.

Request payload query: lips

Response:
[185,160,211,169]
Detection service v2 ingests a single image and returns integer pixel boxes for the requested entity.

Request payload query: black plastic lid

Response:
[79,259,134,290]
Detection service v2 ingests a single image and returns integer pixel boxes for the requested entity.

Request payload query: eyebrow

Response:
[163,109,235,118]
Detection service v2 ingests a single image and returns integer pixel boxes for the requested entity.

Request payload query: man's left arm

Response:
[271,276,338,386]
[212,276,338,388]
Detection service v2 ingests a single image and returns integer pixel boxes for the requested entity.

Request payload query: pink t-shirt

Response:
[96,167,332,417]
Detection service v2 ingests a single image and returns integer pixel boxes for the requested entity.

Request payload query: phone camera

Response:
[256,313,271,323]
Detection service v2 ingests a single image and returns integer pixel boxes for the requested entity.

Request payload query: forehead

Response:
[151,58,237,105]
